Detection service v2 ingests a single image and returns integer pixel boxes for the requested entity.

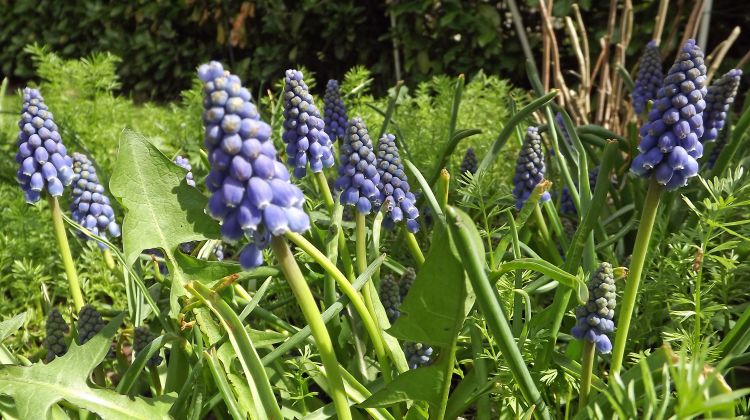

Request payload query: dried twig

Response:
[706,26,741,83]
[565,16,590,122]
[572,4,591,113]
[678,0,705,55]
[652,0,670,44]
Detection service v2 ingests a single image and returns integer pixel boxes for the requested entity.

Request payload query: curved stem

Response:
[578,340,596,410]
[355,213,377,318]
[48,196,84,311]
[403,230,425,267]
[534,205,563,265]
[610,179,663,375]
[285,231,393,384]
[313,171,335,212]
[270,237,351,419]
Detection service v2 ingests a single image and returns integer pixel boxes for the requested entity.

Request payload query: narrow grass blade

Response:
[204,349,245,420]
[492,258,588,303]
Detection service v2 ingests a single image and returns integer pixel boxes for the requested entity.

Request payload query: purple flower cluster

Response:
[571,262,616,353]
[404,342,434,369]
[77,305,105,345]
[70,153,121,248]
[380,274,401,323]
[198,61,310,269]
[44,308,69,363]
[513,127,551,209]
[323,79,348,142]
[631,39,707,191]
[460,147,478,175]
[334,118,381,214]
[554,112,572,147]
[15,88,74,203]
[632,41,663,115]
[134,326,163,367]
[174,155,195,187]
[702,69,742,142]
[282,70,335,178]
[375,134,420,232]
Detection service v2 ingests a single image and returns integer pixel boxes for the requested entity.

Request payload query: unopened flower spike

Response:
[174,155,196,187]
[70,153,121,249]
[513,126,551,209]
[134,326,164,367]
[44,308,69,363]
[77,304,105,345]
[15,88,74,203]
[334,117,381,214]
[631,39,707,191]
[571,262,616,353]
[460,147,478,175]
[199,61,310,269]
[632,40,663,115]
[375,133,420,232]
[282,70,335,178]
[702,69,742,142]
[323,79,348,142]
[380,274,401,324]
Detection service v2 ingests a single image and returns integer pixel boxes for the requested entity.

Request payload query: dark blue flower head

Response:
[198,61,310,269]
[282,70,335,178]
[571,262,616,353]
[323,79,348,142]
[334,118,381,214]
[134,326,163,367]
[399,267,416,301]
[174,155,195,187]
[632,40,663,115]
[375,134,420,232]
[404,341,434,369]
[460,147,478,175]
[560,167,599,215]
[631,39,707,191]
[44,308,69,363]
[554,112,572,147]
[15,88,74,203]
[70,153,121,248]
[380,274,401,323]
[513,127,551,209]
[702,69,742,142]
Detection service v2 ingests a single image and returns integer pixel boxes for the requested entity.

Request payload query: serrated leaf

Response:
[110,130,220,314]
[0,313,174,419]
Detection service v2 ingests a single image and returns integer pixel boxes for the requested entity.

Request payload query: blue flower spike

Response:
[198,61,310,269]
[282,69,335,178]
[513,126,551,209]
[632,40,663,115]
[571,262,616,353]
[70,153,121,248]
[702,69,742,142]
[460,147,478,175]
[630,39,708,191]
[323,79,348,142]
[334,117,381,214]
[15,88,74,203]
[375,133,420,232]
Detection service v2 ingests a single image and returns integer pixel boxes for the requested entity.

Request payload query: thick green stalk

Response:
[533,205,563,265]
[578,340,596,410]
[48,196,84,311]
[314,171,335,212]
[404,230,425,267]
[270,237,351,419]
[610,179,663,376]
[355,213,377,318]
[102,249,116,270]
[470,322,491,420]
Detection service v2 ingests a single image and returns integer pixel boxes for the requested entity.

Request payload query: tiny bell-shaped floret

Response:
[199,61,310,270]
[334,118,381,214]
[282,69,335,178]
[632,41,663,115]
[70,153,121,249]
[702,69,742,142]
[174,155,196,187]
[404,341,434,369]
[460,147,478,176]
[571,262,616,353]
[15,88,74,203]
[375,134,420,232]
[323,79,348,142]
[513,127,551,209]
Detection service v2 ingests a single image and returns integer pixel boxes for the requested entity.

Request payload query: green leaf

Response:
[0,313,25,343]
[360,366,445,407]
[174,252,280,285]
[110,130,220,314]
[492,258,588,303]
[0,313,174,420]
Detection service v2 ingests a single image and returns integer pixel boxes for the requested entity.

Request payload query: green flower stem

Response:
[285,231,394,383]
[48,196,84,312]
[270,236,351,420]
[355,213,377,318]
[404,229,425,267]
[102,249,116,270]
[314,171,335,212]
[533,205,563,265]
[610,178,663,376]
[470,322,491,420]
[578,340,596,410]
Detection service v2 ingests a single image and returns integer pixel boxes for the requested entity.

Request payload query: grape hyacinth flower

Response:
[513,127,551,209]
[630,39,708,191]
[460,147,478,175]
[15,88,74,203]
[44,308,69,363]
[632,41,663,115]
[134,326,164,367]
[77,305,105,345]
[554,112,572,147]
[335,118,381,214]
[282,70,335,178]
[571,263,616,353]
[174,155,196,187]
[375,134,420,232]
[70,153,121,248]
[399,267,416,301]
[404,342,434,369]
[198,61,310,269]
[702,69,742,142]
[560,167,599,215]
[323,79,348,142]
[380,274,402,323]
